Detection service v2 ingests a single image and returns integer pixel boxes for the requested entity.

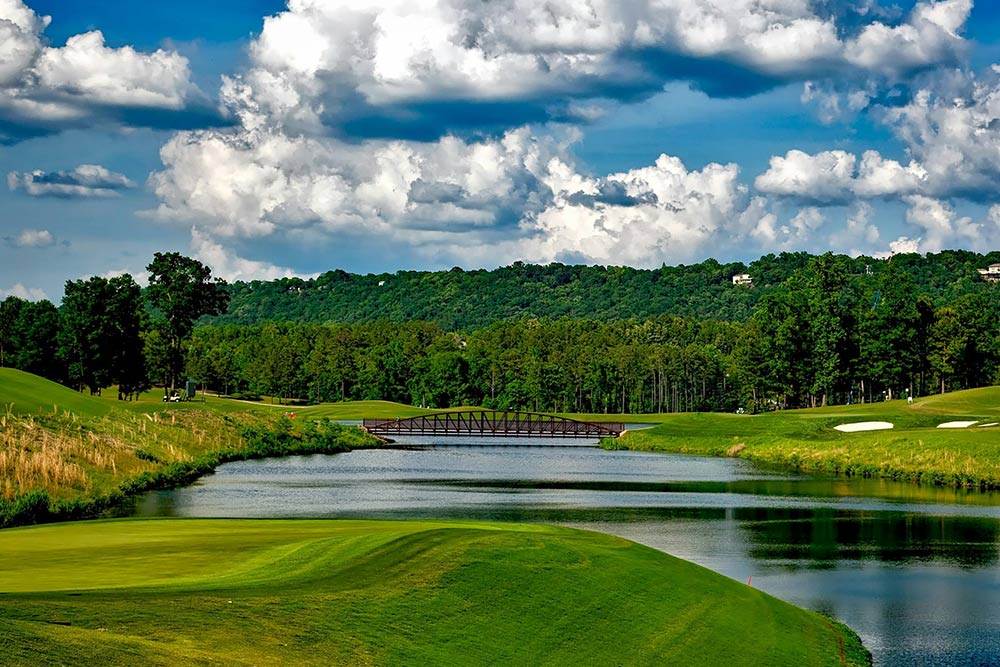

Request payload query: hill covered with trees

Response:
[206,250,1000,329]
[4,250,1000,414]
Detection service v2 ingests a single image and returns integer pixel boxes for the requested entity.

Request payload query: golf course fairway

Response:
[0,518,868,667]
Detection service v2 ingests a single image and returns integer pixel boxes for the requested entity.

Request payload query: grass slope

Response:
[0,369,379,525]
[0,518,868,667]
[0,368,112,418]
[614,387,1000,487]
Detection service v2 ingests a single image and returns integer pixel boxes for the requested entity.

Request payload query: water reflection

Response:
[130,446,1000,667]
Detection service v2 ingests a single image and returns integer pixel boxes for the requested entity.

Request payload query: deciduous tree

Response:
[146,253,229,393]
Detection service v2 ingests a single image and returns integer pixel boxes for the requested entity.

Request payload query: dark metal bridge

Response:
[363,410,623,439]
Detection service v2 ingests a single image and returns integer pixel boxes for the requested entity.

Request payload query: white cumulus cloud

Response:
[756,149,927,202]
[0,283,46,300]
[218,0,973,135]
[845,0,971,78]
[0,0,196,139]
[6,228,54,247]
[149,120,781,268]
[190,229,311,283]
[755,150,857,203]
[882,67,1000,199]
[512,154,753,266]
[145,0,986,273]
[902,195,980,252]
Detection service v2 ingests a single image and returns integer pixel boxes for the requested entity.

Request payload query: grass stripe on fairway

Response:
[0,519,868,667]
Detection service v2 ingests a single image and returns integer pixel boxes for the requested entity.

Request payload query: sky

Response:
[3,0,1000,302]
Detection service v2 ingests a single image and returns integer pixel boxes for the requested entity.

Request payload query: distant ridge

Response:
[203,249,1000,330]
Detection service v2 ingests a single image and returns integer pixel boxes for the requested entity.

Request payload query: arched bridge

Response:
[363,410,623,439]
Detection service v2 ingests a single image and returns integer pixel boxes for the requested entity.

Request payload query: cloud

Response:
[755,149,927,203]
[845,0,971,78]
[8,164,135,197]
[510,154,754,266]
[755,150,857,203]
[95,269,149,287]
[774,62,1000,207]
[828,201,880,256]
[149,118,781,268]
[0,283,46,300]
[144,0,985,271]
[218,0,973,138]
[5,228,54,247]
[743,204,830,251]
[880,66,1000,201]
[886,236,921,255]
[0,0,203,141]
[880,198,1000,257]
[902,195,979,252]
[190,229,310,283]
[148,126,568,240]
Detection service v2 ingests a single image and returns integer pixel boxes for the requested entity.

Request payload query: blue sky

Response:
[2,0,1000,301]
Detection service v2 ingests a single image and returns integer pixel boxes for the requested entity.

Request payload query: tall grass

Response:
[0,403,379,529]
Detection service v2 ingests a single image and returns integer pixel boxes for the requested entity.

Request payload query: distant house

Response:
[977,264,1000,282]
[378,280,387,287]
[732,273,753,287]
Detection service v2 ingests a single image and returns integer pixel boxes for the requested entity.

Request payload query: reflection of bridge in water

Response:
[362,410,623,440]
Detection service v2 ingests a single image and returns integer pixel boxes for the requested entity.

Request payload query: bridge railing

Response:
[363,410,623,438]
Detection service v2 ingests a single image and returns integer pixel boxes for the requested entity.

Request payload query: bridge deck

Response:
[363,411,623,439]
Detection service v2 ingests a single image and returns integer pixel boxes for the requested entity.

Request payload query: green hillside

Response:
[0,369,377,520]
[204,249,1000,329]
[0,518,868,667]
[0,368,111,418]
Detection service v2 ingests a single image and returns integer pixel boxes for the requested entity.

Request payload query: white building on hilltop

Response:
[732,273,753,287]
[977,264,1000,282]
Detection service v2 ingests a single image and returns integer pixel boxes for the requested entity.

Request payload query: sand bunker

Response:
[937,421,979,429]
[834,421,894,432]
[979,423,998,428]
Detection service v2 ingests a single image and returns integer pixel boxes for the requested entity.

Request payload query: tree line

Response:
[207,249,1000,330]
[0,253,228,398]
[3,251,998,412]
[184,252,999,412]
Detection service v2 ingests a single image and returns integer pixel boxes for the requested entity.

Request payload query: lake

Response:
[131,438,1000,667]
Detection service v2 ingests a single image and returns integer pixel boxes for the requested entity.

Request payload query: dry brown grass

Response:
[1,415,91,499]
[726,442,746,457]
[0,406,252,501]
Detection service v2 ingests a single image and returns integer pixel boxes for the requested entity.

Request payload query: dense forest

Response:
[3,251,999,413]
[207,250,1000,329]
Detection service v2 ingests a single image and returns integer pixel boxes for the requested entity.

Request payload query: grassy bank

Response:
[609,387,1000,488]
[0,518,869,667]
[0,369,379,528]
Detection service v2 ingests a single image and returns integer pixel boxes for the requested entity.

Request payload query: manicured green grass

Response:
[0,368,279,417]
[0,368,113,418]
[613,387,1000,487]
[295,400,435,420]
[0,518,868,667]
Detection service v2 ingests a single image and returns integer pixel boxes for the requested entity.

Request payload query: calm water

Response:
[131,439,1000,667]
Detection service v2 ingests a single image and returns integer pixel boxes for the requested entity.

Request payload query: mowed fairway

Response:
[0,519,867,667]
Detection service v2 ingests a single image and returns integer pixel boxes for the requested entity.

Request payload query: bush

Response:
[0,490,52,528]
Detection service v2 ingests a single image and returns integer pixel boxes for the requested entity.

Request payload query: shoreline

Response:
[604,416,1000,489]
[0,414,379,530]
